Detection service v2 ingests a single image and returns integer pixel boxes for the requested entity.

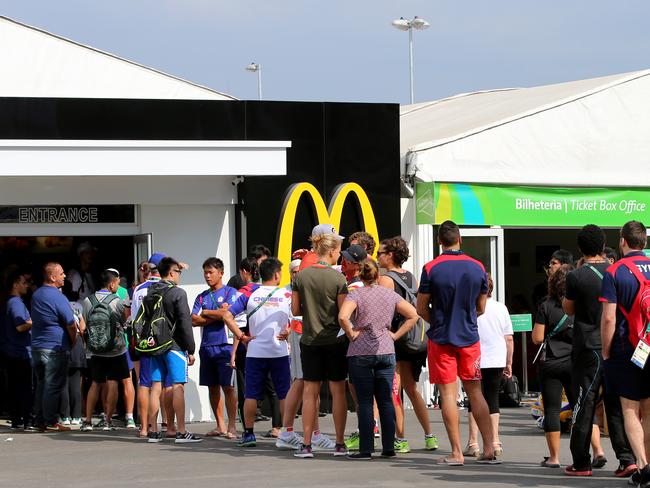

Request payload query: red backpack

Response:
[617,257,650,347]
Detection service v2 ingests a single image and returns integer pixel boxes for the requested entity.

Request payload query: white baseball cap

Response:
[311,223,344,240]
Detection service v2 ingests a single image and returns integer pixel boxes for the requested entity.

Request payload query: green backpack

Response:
[133,283,176,355]
[86,294,120,354]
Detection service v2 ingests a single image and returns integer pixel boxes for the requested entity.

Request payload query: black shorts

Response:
[395,346,427,382]
[604,356,650,401]
[300,341,348,382]
[90,353,130,383]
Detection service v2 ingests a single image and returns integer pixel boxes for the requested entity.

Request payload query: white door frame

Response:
[459,227,505,303]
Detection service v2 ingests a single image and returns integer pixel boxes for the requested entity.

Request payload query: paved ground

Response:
[0,406,627,488]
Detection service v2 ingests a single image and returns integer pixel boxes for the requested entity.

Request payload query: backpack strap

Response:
[617,258,649,345]
[386,270,417,301]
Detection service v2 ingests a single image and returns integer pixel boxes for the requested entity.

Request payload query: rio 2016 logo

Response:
[275,182,379,285]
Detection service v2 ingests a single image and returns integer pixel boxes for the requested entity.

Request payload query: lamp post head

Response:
[411,17,430,30]
[245,63,260,72]
[391,17,410,31]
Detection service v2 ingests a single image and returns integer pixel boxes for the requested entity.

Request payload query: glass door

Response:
[133,233,152,276]
[458,227,505,303]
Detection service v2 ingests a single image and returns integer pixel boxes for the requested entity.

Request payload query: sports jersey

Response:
[192,286,238,346]
[228,285,291,358]
[418,250,488,347]
[130,277,161,319]
[600,251,650,358]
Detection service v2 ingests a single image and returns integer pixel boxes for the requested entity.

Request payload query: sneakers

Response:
[617,463,639,478]
[312,432,336,451]
[70,418,82,426]
[175,432,203,444]
[394,439,410,453]
[294,444,314,458]
[125,418,137,429]
[80,421,94,432]
[238,432,256,447]
[96,418,107,430]
[46,423,71,432]
[102,422,117,431]
[347,452,372,460]
[60,418,71,426]
[147,431,164,443]
[564,464,592,476]
[345,431,360,451]
[276,431,304,450]
[381,451,397,458]
[24,424,38,432]
[334,443,349,456]
[425,434,439,450]
[10,422,24,430]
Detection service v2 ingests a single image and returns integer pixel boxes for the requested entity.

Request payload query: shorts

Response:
[199,345,235,387]
[140,350,188,388]
[604,356,650,401]
[245,356,291,401]
[300,341,348,382]
[289,331,303,380]
[395,345,427,382]
[427,340,482,385]
[90,353,130,383]
[126,351,134,371]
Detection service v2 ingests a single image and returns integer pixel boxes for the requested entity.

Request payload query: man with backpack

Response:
[133,256,201,443]
[378,236,438,454]
[601,221,650,486]
[563,224,635,477]
[81,269,129,431]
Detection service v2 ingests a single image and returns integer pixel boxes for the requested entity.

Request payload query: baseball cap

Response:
[148,253,166,267]
[311,223,344,240]
[289,259,302,271]
[341,244,367,263]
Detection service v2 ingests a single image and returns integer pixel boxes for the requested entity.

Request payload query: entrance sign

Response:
[0,205,136,224]
[510,314,533,333]
[415,183,650,226]
[276,182,379,285]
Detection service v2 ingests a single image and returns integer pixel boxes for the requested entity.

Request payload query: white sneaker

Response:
[60,418,71,426]
[312,432,336,451]
[276,431,304,450]
[70,418,82,426]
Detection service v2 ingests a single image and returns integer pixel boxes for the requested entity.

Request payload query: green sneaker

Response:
[394,438,410,453]
[425,434,439,450]
[345,431,360,451]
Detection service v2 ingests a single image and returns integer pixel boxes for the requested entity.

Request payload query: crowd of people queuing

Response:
[2,218,650,484]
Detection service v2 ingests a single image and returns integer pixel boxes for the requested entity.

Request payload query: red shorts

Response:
[427,340,482,385]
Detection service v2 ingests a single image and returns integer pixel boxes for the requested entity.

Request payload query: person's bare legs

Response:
[104,380,119,422]
[642,398,650,461]
[438,382,464,462]
[138,386,150,436]
[591,424,605,458]
[85,382,101,423]
[122,376,135,420]
[400,362,431,435]
[172,383,186,434]
[329,380,348,444]
[283,379,304,428]
[545,431,562,465]
[148,382,162,433]
[243,398,258,430]
[463,380,495,458]
[621,398,648,468]
[208,386,225,433]
[491,413,501,446]
[467,412,479,446]
[164,386,176,436]
[394,369,405,438]
[223,386,237,436]
[301,380,320,445]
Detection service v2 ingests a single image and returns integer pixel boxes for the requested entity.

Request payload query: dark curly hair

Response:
[577,224,605,257]
[380,236,410,266]
[548,263,574,301]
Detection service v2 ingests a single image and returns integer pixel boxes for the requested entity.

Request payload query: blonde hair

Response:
[310,233,342,257]
[359,259,379,286]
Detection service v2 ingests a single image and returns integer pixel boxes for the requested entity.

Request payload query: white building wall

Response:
[140,204,235,422]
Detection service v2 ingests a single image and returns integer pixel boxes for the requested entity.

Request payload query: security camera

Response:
[231,176,244,186]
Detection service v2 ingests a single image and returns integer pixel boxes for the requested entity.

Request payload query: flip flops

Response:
[205,429,226,437]
[476,454,502,465]
[437,457,464,466]
[540,457,560,468]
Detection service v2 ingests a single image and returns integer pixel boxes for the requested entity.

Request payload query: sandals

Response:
[476,454,502,465]
[206,429,226,437]
[463,443,480,457]
[540,457,561,468]
[493,442,503,456]
[437,457,464,466]
[224,432,237,440]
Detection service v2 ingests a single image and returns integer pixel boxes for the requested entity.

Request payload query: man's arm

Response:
[416,292,431,324]
[222,311,252,345]
[291,291,302,317]
[476,293,488,317]
[15,319,32,333]
[504,334,514,378]
[601,302,616,360]
[172,290,195,356]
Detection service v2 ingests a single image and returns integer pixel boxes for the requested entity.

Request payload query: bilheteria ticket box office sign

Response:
[415,182,650,227]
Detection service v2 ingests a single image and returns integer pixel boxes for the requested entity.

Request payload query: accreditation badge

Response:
[631,340,650,369]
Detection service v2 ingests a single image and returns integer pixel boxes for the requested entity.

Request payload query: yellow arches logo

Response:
[276,182,379,285]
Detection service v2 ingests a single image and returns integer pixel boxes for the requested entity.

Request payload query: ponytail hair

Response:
[310,233,342,257]
[359,259,379,286]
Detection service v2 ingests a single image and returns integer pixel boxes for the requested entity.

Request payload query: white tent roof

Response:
[401,70,650,187]
[0,16,235,100]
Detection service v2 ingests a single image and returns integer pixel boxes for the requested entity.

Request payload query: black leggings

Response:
[6,356,33,425]
[468,367,503,414]
[60,368,83,419]
[538,357,573,432]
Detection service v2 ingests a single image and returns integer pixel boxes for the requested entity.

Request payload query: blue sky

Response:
[2,0,648,103]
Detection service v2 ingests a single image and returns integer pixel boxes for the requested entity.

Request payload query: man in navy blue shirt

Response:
[4,270,34,430]
[31,262,77,431]
[602,221,650,485]
[191,257,238,439]
[416,220,499,465]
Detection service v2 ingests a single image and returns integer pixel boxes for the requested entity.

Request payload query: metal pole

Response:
[257,65,262,100]
[521,332,528,394]
[408,26,414,104]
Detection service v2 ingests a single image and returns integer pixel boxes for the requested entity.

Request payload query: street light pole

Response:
[391,16,430,104]
[245,62,263,100]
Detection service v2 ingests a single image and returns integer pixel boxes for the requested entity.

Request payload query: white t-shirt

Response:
[244,285,291,359]
[477,298,513,368]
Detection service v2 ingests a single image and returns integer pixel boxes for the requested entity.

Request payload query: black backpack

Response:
[386,270,430,354]
[86,294,120,354]
[133,283,176,356]
[499,375,522,408]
